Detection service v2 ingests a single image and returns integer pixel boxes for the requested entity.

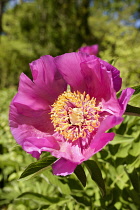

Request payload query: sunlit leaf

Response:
[116,144,131,158]
[19,156,56,179]
[84,160,106,197]
[72,195,91,206]
[130,85,140,95]
[16,192,67,205]
[109,134,134,145]
[42,171,71,195]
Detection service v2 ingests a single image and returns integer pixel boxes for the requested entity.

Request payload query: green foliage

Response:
[0,0,92,88]
[0,36,33,88]
[19,155,57,179]
[125,84,140,116]
[89,1,140,88]
[84,160,106,197]
[0,87,140,210]
[0,1,140,209]
[1,0,140,88]
[74,165,87,187]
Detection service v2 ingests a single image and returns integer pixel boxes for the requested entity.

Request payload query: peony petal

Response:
[83,55,122,92]
[14,73,50,112]
[55,52,89,93]
[85,133,115,160]
[55,52,122,96]
[90,115,123,149]
[52,158,78,176]
[9,102,54,146]
[95,115,123,136]
[99,59,122,92]
[9,55,68,147]
[81,58,113,101]
[84,132,115,160]
[8,51,133,178]
[30,55,67,104]
[81,58,122,115]
[83,115,123,160]
[22,136,60,158]
[79,44,99,56]
[51,140,84,163]
[118,88,135,114]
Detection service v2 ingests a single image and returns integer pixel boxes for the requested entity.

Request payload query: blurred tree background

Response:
[0,1,140,210]
[0,0,140,88]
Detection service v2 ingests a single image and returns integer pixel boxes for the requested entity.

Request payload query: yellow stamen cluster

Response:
[50,91,102,141]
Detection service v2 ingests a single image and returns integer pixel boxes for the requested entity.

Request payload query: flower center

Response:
[50,91,102,141]
[69,107,84,125]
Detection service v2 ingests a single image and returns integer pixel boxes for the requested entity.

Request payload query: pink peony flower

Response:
[9,52,134,176]
[78,44,99,55]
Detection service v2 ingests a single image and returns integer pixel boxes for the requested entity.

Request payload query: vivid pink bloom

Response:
[9,52,134,176]
[78,44,99,55]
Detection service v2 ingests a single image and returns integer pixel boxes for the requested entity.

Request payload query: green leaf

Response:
[116,144,131,158]
[124,167,140,193]
[117,85,140,98]
[108,58,118,65]
[125,104,140,117]
[117,85,140,113]
[128,189,140,206]
[120,85,140,116]
[16,192,66,205]
[109,134,134,145]
[38,205,50,210]
[130,85,140,95]
[67,177,83,191]
[129,140,140,157]
[19,156,57,179]
[74,164,87,187]
[42,171,71,195]
[124,85,140,116]
[84,160,106,197]
[72,195,91,206]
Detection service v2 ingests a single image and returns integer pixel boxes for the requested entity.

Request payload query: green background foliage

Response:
[0,0,140,88]
[0,0,140,209]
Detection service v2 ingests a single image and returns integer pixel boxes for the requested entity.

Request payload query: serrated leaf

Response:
[74,164,87,187]
[84,160,106,197]
[19,156,57,179]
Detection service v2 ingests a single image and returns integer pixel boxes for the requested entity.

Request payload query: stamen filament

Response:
[50,91,102,141]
